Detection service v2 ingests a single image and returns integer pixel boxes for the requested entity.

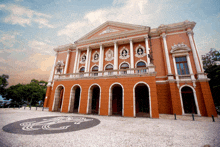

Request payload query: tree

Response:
[202,48,220,70]
[205,65,220,106]
[0,74,9,96]
[202,48,220,107]
[4,79,48,106]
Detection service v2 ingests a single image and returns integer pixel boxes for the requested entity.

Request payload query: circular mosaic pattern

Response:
[2,116,100,135]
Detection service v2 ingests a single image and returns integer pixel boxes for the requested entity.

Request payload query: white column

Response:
[187,30,202,73]
[85,47,90,76]
[114,41,118,75]
[76,50,81,73]
[172,56,179,88]
[114,41,118,70]
[129,39,134,69]
[73,48,79,74]
[87,48,92,72]
[186,54,196,81]
[144,36,150,65]
[161,33,172,75]
[47,52,58,86]
[99,44,103,76]
[64,50,70,74]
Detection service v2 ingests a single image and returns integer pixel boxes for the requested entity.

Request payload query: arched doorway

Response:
[69,85,81,113]
[109,83,123,116]
[134,83,150,117]
[87,84,101,114]
[53,85,64,112]
[181,86,197,114]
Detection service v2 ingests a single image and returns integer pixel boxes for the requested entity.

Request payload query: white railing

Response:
[54,66,156,80]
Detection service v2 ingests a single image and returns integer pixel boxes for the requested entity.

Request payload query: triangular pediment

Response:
[76,21,149,42]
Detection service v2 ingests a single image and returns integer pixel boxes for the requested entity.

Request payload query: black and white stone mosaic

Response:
[2,116,100,135]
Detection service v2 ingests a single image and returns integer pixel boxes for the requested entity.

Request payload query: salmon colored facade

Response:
[44,20,217,118]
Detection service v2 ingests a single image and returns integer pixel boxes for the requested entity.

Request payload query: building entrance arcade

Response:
[69,85,81,113]
[109,83,123,116]
[181,86,197,114]
[87,84,101,115]
[134,83,150,117]
[52,85,64,112]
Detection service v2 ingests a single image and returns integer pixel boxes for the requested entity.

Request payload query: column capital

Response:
[113,40,117,44]
[87,46,90,50]
[144,35,149,40]
[99,43,102,47]
[160,33,166,38]
[67,49,71,53]
[187,29,194,35]
[129,38,133,42]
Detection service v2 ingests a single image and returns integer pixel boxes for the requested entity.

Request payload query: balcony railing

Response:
[54,66,156,80]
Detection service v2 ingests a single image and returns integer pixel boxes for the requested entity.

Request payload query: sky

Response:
[0,0,219,87]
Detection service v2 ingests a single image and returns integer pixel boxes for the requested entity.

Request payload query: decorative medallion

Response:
[55,60,65,74]
[2,116,100,135]
[135,44,146,58]
[92,51,99,63]
[80,53,86,64]
[119,47,130,59]
[105,49,114,61]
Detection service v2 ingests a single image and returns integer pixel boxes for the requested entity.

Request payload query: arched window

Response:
[92,66,98,76]
[79,67,85,77]
[137,61,146,73]
[120,63,129,74]
[79,67,85,72]
[105,64,113,75]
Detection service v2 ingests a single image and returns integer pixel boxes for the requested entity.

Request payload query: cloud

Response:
[57,0,165,40]
[0,4,54,28]
[28,40,54,54]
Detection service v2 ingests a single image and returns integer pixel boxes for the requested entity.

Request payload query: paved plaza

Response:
[0,108,219,147]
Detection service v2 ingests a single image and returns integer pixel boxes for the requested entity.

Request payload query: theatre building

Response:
[44,20,217,118]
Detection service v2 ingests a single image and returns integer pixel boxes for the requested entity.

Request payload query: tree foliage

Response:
[202,48,220,70]
[202,48,220,106]
[205,65,220,106]
[0,74,9,96]
[4,79,48,106]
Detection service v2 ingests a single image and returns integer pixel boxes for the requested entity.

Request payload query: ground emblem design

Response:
[3,116,100,135]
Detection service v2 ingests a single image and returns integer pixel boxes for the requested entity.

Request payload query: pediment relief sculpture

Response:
[99,27,119,35]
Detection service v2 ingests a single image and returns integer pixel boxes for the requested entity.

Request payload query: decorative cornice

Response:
[170,43,191,54]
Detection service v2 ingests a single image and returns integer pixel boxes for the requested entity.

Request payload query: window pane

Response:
[184,63,189,74]
[176,64,181,75]
[137,62,146,67]
[92,66,98,71]
[180,63,185,74]
[106,64,113,70]
[121,63,129,68]
[80,67,85,72]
